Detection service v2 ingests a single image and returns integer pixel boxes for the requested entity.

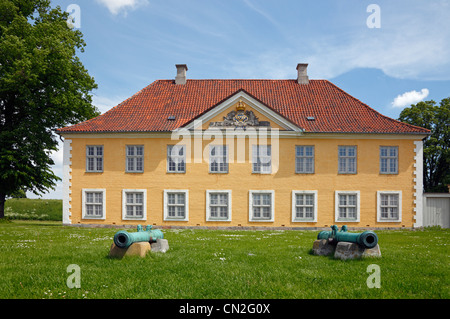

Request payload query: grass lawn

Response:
[0,220,448,299]
[4,198,62,221]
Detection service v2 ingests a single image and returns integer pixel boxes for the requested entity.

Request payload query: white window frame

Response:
[335,191,360,222]
[126,145,144,173]
[291,190,318,222]
[82,189,106,220]
[338,145,357,174]
[167,145,186,173]
[249,190,275,222]
[252,145,272,174]
[377,191,402,222]
[122,189,147,220]
[295,146,315,174]
[380,146,399,174]
[209,145,229,174]
[206,190,232,221]
[86,145,103,172]
[163,190,189,221]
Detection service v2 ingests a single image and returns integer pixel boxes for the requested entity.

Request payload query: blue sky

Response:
[31,0,450,199]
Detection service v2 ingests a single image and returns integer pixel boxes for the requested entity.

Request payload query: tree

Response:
[398,97,450,192]
[8,189,26,199]
[0,0,99,218]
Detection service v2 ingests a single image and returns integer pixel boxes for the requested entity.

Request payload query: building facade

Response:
[57,64,430,229]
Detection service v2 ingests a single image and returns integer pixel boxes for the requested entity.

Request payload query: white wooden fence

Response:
[423,193,450,228]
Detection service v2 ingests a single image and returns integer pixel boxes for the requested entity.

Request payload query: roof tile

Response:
[57,79,430,134]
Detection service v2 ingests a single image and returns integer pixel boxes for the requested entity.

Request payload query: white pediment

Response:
[182,90,303,133]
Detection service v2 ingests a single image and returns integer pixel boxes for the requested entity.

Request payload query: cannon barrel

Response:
[113,225,164,249]
[317,225,378,249]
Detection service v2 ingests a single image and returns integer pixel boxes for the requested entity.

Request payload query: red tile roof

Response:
[57,79,430,135]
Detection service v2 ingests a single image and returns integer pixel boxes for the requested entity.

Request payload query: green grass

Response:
[0,221,448,299]
[4,199,62,221]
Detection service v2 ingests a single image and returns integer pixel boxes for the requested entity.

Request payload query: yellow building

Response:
[57,64,430,229]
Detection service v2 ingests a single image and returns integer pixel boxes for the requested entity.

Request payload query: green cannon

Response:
[317,225,378,249]
[113,225,164,249]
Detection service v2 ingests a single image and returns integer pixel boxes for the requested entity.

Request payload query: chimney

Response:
[296,63,309,85]
[175,64,188,85]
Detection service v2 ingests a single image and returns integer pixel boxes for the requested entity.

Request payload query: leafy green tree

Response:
[8,189,27,199]
[0,0,99,218]
[398,97,450,192]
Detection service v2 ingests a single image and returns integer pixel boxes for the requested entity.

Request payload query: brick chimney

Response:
[175,64,188,85]
[296,63,309,85]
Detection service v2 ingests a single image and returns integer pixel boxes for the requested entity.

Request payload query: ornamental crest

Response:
[209,100,270,130]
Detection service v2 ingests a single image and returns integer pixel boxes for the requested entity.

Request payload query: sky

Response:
[29,0,450,199]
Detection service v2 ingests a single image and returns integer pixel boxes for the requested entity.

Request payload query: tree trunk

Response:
[0,192,5,219]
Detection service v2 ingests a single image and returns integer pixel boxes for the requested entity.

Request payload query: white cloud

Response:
[227,1,450,81]
[391,88,429,108]
[243,0,280,30]
[26,139,64,199]
[27,183,62,200]
[96,0,148,15]
[92,95,127,114]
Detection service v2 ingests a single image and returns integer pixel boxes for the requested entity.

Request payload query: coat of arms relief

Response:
[209,100,271,130]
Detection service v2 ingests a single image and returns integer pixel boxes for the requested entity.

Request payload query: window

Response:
[292,191,317,222]
[167,145,186,173]
[86,146,103,172]
[206,190,232,221]
[126,145,144,172]
[252,145,271,174]
[380,146,398,174]
[335,191,360,222]
[122,189,146,220]
[209,145,228,173]
[338,146,357,174]
[295,146,314,173]
[377,191,402,222]
[249,190,274,222]
[164,190,189,221]
[82,189,106,219]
